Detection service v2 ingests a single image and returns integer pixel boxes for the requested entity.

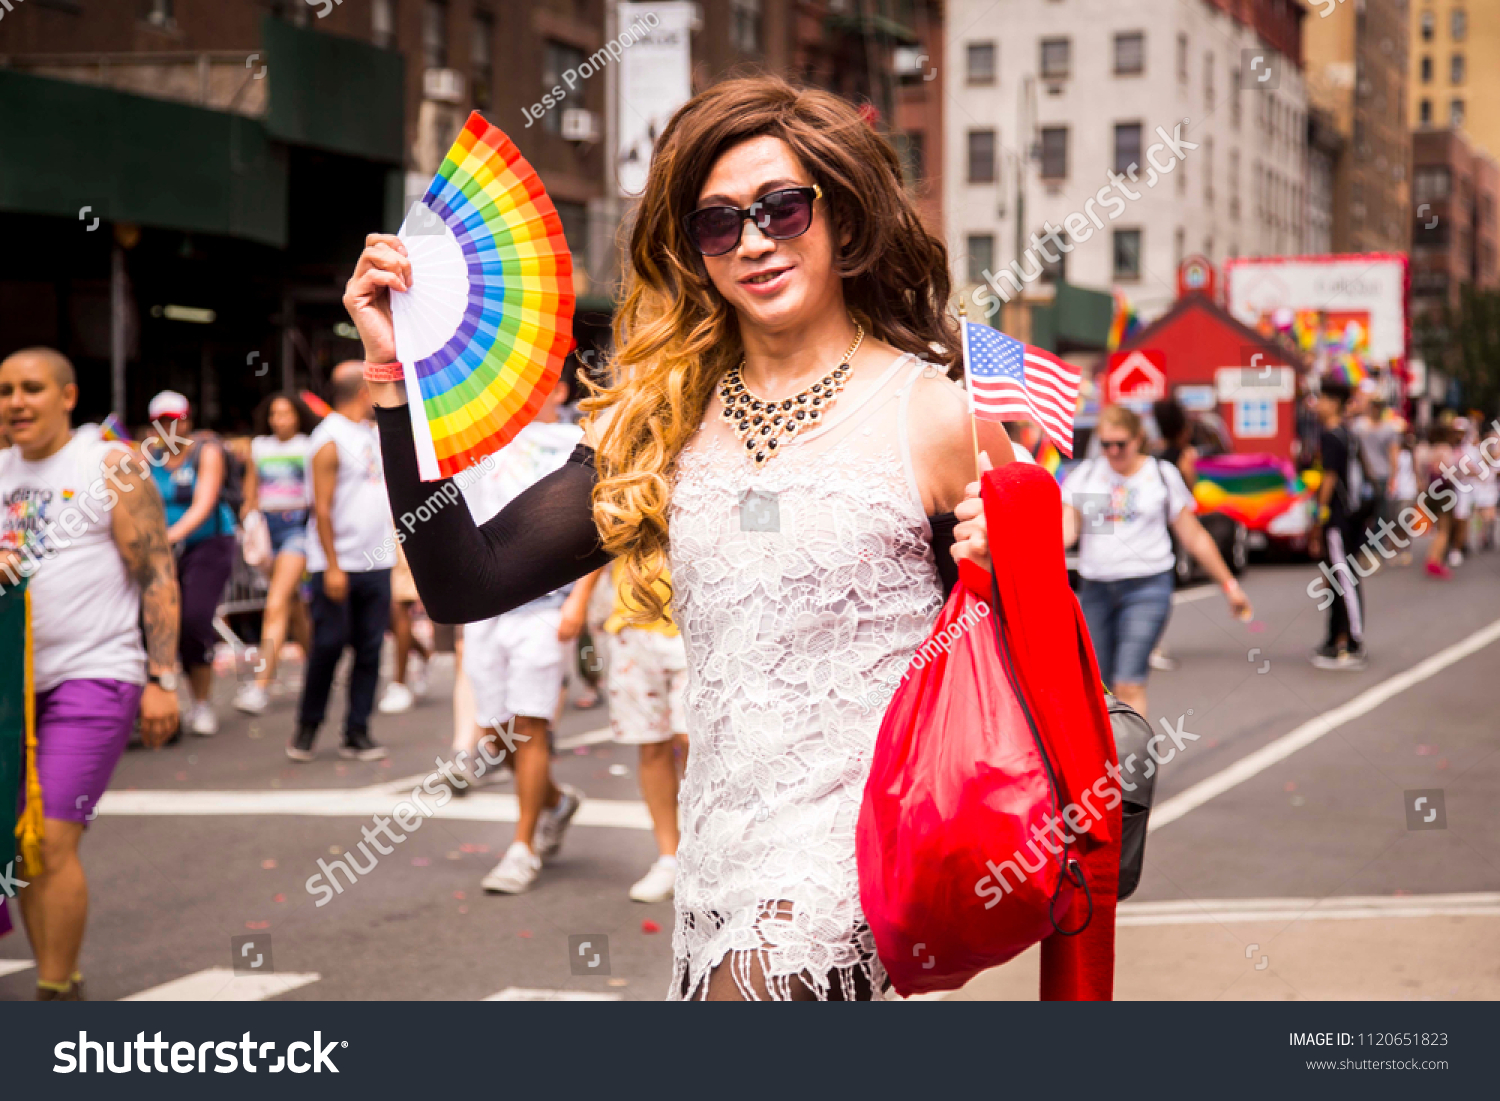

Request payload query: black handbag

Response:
[1105,692,1156,900]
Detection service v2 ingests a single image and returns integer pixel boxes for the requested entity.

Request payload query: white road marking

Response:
[1118,892,1500,926]
[96,789,653,830]
[121,967,321,1001]
[0,959,36,979]
[1151,616,1500,832]
[1171,585,1217,605]
[484,987,623,1001]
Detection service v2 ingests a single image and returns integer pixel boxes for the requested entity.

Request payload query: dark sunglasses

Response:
[683,185,822,257]
[1099,439,1133,452]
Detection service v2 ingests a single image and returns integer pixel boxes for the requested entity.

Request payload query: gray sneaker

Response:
[534,784,583,859]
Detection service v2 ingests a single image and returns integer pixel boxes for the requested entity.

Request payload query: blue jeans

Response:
[1078,570,1175,687]
[297,569,392,740]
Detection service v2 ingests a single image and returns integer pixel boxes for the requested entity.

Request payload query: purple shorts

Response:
[29,678,143,825]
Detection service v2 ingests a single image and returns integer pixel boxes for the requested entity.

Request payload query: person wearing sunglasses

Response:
[345,76,1011,1000]
[1061,405,1251,717]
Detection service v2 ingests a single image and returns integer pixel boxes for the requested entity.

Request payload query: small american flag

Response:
[961,320,1080,458]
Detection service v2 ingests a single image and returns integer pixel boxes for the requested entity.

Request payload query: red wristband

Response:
[363,361,404,383]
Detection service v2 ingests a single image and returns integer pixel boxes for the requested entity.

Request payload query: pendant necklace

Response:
[718,322,865,468]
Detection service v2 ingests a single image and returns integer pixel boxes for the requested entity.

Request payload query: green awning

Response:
[0,69,288,247]
[262,17,404,166]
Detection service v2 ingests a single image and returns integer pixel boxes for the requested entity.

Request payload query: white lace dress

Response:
[666,354,946,1000]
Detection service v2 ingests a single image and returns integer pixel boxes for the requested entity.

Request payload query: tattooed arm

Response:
[108,447,181,747]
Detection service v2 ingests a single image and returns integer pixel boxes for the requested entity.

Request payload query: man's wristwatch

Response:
[148,670,180,692]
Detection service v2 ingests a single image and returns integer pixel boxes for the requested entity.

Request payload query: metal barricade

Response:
[213,544,267,650]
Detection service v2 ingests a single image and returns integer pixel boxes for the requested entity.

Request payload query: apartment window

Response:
[1420,9,1434,42]
[423,0,449,69]
[1040,38,1071,79]
[1177,33,1188,82]
[968,41,997,84]
[1039,230,1067,284]
[1452,98,1466,127]
[1451,54,1465,84]
[472,11,494,108]
[967,129,997,184]
[966,235,995,284]
[1204,137,1214,204]
[1414,166,1451,202]
[731,0,763,54]
[1114,123,1142,176]
[1204,50,1214,109]
[1229,149,1240,219]
[1114,32,1144,75]
[1230,63,1241,127]
[1452,8,1467,42]
[1420,56,1432,83]
[543,41,585,133]
[1419,97,1432,125]
[1174,227,1185,269]
[1040,127,1068,178]
[1113,229,1142,280]
[372,0,396,49]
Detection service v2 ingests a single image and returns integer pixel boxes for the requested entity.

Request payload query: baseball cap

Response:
[148,390,190,421]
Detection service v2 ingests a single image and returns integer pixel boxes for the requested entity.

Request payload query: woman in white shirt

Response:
[233,392,320,714]
[1061,405,1251,716]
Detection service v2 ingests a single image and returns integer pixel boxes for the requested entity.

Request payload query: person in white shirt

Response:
[0,347,180,1000]
[288,363,395,762]
[233,392,319,715]
[1061,404,1251,716]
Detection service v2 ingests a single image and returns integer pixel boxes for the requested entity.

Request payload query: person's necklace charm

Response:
[718,323,865,468]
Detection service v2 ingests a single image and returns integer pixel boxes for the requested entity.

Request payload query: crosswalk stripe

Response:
[95,789,653,830]
[1117,892,1500,926]
[484,987,623,1001]
[555,726,615,751]
[1151,615,1500,832]
[0,959,36,979]
[121,967,321,1001]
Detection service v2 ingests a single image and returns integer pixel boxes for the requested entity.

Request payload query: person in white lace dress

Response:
[346,76,1012,1000]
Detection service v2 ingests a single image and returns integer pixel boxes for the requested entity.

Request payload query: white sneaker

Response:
[408,656,429,699]
[534,784,583,859]
[1448,549,1464,568]
[377,681,415,714]
[189,701,218,737]
[481,841,541,894]
[232,682,269,715]
[1147,648,1178,672]
[629,855,678,902]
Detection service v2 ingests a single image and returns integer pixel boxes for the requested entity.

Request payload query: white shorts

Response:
[462,607,564,727]
[1471,479,1499,510]
[605,628,689,745]
[1454,490,1475,521]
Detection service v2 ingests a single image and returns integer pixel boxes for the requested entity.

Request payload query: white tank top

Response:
[0,433,146,692]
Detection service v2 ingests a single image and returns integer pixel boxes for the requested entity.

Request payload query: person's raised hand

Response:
[343,234,410,365]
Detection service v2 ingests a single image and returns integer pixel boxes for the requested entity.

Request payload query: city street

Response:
[3,542,1497,1002]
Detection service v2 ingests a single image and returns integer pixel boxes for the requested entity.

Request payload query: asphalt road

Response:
[3,542,1498,1001]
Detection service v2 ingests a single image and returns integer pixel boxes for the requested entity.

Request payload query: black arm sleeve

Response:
[376,405,960,620]
[375,406,611,624]
[929,512,959,601]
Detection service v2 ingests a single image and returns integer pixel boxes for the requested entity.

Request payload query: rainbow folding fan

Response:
[392,111,576,481]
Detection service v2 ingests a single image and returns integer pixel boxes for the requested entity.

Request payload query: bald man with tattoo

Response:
[0,347,180,1000]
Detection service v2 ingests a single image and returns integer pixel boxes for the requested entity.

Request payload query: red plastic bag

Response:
[857,581,1077,996]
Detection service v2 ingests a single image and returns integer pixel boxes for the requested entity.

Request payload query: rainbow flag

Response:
[99,412,131,442]
[1106,291,1141,353]
[1192,454,1312,529]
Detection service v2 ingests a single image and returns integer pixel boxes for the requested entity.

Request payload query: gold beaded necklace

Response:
[718,323,865,468]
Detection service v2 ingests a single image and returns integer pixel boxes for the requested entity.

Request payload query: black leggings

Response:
[176,535,237,670]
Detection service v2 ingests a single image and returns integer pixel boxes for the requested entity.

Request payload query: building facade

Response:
[1408,0,1497,159]
[1302,0,1410,254]
[1409,126,1499,320]
[945,0,1311,325]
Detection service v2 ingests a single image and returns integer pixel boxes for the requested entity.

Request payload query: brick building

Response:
[1409,126,1499,320]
